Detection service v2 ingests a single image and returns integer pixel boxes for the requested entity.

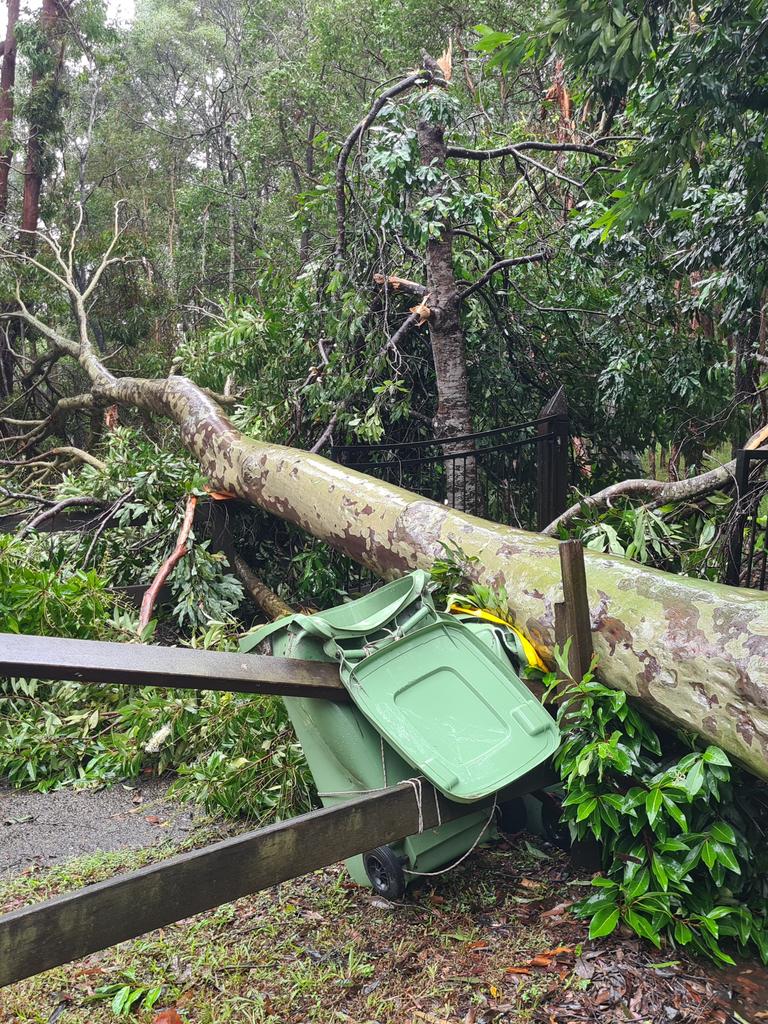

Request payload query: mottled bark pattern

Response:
[97,371,768,779]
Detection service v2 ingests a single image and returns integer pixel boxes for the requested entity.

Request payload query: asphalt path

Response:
[0,776,206,878]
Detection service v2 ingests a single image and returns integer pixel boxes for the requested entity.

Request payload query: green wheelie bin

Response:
[240,572,558,898]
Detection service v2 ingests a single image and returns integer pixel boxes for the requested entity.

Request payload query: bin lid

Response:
[339,617,559,802]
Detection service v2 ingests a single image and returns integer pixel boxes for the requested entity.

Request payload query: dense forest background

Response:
[2,0,764,472]
[0,0,766,808]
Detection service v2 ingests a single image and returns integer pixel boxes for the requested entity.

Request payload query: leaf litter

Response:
[1,832,766,1022]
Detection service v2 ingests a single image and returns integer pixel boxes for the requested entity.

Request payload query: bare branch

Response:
[68,203,85,277]
[386,310,423,350]
[458,253,547,303]
[139,494,198,630]
[310,408,341,454]
[543,421,768,535]
[513,151,585,188]
[4,284,79,356]
[46,446,107,472]
[82,201,127,301]
[18,495,108,539]
[446,141,613,162]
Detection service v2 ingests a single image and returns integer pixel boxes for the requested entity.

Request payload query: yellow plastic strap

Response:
[448,604,546,671]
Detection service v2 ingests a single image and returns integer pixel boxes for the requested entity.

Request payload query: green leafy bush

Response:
[52,426,244,630]
[0,533,117,638]
[559,495,733,580]
[0,530,309,818]
[545,651,768,964]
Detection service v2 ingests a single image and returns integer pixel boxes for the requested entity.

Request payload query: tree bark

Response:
[0,0,20,399]
[0,0,20,215]
[418,100,476,513]
[54,359,768,781]
[21,0,62,239]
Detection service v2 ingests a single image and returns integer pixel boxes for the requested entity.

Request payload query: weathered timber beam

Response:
[0,633,348,702]
[0,779,506,987]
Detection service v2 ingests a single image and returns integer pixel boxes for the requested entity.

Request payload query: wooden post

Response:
[554,538,593,680]
[724,449,749,587]
[536,387,569,531]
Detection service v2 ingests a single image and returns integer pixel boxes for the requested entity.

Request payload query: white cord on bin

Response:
[316,776,428,804]
[317,776,494,878]
[403,794,498,878]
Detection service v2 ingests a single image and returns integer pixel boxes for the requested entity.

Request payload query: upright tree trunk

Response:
[417,101,476,512]
[0,0,20,215]
[21,0,62,239]
[0,0,20,399]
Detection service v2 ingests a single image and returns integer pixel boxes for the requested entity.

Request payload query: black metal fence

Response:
[330,403,569,532]
[724,449,768,589]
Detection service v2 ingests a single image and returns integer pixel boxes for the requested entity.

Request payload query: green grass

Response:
[0,837,579,1024]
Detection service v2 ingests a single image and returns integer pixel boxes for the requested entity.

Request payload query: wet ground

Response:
[0,775,207,878]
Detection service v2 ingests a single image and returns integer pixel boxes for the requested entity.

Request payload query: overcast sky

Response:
[0,0,136,36]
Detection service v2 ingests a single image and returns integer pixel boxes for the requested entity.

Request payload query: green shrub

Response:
[545,648,768,964]
[52,426,244,630]
[0,534,310,819]
[0,532,117,638]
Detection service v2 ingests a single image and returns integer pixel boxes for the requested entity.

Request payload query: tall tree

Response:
[335,54,608,507]
[21,0,65,239]
[0,0,20,398]
[0,0,20,216]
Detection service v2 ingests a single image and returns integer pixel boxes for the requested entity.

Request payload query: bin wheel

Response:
[498,797,527,834]
[541,798,571,851]
[364,846,406,900]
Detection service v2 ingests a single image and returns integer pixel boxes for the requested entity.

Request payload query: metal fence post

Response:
[725,449,750,586]
[536,387,569,532]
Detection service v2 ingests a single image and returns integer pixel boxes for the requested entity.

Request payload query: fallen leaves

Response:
[152,1010,184,1024]
[505,945,574,975]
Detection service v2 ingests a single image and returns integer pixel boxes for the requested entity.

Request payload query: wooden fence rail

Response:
[0,779,514,987]
[0,633,348,702]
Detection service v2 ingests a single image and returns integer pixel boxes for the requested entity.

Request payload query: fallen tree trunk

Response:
[64,375,768,781]
[7,229,768,780]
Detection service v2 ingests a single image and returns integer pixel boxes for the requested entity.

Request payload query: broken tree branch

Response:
[46,446,107,471]
[18,495,108,539]
[139,494,197,629]
[373,273,428,298]
[543,423,768,536]
[233,552,294,620]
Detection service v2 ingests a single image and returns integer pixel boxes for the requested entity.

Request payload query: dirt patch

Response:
[0,775,207,878]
